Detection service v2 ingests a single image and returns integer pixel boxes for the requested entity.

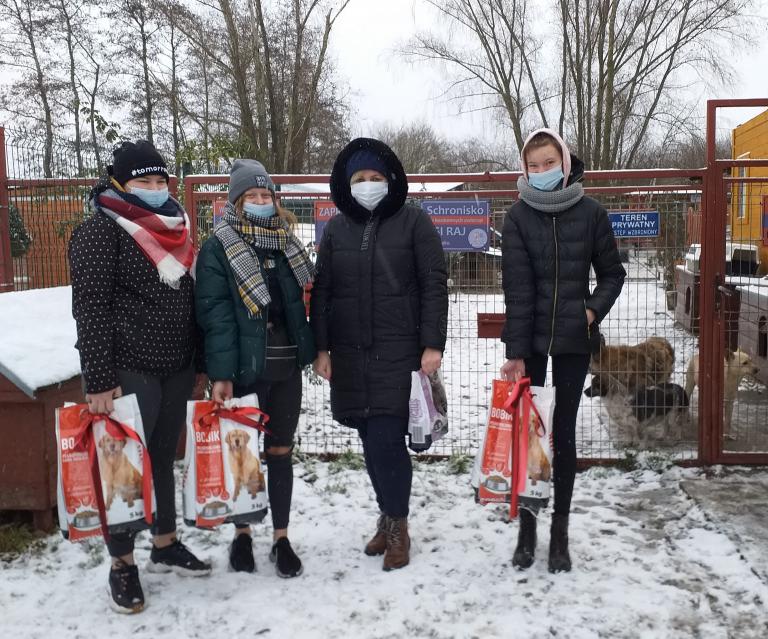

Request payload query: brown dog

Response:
[98,433,142,509]
[590,335,675,393]
[225,429,265,500]
[685,349,759,436]
[527,413,551,485]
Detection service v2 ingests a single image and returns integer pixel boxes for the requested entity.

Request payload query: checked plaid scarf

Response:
[97,187,194,289]
[214,201,315,317]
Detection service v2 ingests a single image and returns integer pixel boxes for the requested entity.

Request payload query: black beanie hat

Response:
[345,149,388,182]
[108,140,169,186]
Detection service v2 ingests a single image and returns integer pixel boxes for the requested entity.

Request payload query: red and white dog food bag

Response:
[56,394,154,541]
[183,394,270,529]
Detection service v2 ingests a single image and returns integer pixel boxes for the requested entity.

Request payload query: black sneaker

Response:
[147,539,212,577]
[229,534,256,573]
[269,537,303,578]
[108,562,145,614]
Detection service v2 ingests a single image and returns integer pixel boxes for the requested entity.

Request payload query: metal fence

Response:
[0,128,178,291]
[183,171,742,464]
[3,105,768,465]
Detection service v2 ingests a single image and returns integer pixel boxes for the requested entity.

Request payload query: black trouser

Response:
[525,353,591,516]
[106,367,194,558]
[235,366,302,531]
[350,415,412,519]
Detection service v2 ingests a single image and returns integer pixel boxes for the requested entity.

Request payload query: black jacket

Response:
[69,189,198,394]
[501,173,625,359]
[310,138,448,422]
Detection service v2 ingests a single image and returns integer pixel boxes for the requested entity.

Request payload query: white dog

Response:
[685,349,759,436]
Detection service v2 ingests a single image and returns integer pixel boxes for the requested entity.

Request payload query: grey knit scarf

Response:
[517,176,584,213]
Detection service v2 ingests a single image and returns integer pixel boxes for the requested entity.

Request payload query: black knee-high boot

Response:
[548,513,571,573]
[512,508,537,569]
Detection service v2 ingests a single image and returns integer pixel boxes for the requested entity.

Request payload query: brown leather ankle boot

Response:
[383,516,410,571]
[364,514,388,556]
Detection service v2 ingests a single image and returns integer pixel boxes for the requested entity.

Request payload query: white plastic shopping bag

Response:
[408,370,449,452]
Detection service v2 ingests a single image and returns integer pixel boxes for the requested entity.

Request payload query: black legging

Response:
[235,366,302,531]
[525,353,590,516]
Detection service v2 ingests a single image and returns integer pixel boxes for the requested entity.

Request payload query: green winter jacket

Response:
[195,236,316,386]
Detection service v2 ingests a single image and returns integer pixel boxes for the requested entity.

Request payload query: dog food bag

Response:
[508,384,555,517]
[476,379,515,505]
[183,394,270,529]
[56,395,154,542]
[408,370,449,452]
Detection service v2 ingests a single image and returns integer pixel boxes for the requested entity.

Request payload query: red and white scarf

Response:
[98,189,194,289]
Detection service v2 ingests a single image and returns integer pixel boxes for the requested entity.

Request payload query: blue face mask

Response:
[528,165,564,191]
[130,186,169,208]
[243,202,276,220]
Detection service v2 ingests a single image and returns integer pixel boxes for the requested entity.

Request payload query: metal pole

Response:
[0,127,14,292]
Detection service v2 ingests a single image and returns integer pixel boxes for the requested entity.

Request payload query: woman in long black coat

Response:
[500,128,626,574]
[310,138,448,571]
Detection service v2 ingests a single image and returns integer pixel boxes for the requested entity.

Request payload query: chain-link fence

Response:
[1,128,104,290]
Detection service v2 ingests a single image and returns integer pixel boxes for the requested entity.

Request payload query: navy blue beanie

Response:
[345,149,388,182]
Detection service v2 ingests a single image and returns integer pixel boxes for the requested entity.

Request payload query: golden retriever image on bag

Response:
[590,335,675,393]
[225,429,265,500]
[527,413,551,485]
[98,433,143,509]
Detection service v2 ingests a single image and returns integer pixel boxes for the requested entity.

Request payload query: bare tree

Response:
[51,0,94,175]
[405,0,754,169]
[113,0,161,143]
[0,0,58,175]
[374,122,454,173]
[404,0,548,150]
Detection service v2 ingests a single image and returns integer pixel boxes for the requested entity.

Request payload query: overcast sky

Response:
[331,0,768,145]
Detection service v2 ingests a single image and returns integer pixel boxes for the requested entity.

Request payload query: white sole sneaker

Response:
[145,561,212,578]
[106,587,145,614]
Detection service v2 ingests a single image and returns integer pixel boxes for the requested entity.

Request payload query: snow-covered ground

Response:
[2,460,767,638]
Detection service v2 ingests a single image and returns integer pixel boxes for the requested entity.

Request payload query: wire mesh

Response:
[719,176,768,455]
[187,178,720,462]
[2,127,105,290]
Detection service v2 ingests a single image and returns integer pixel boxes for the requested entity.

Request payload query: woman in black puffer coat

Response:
[310,137,448,572]
[500,128,625,574]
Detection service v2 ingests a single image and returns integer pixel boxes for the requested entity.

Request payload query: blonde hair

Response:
[235,193,297,230]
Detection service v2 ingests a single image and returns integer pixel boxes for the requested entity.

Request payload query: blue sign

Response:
[421,199,490,252]
[608,211,660,238]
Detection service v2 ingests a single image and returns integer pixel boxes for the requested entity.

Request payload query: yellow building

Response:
[731,109,768,274]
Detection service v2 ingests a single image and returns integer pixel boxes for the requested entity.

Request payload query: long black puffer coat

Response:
[310,138,448,422]
[501,159,626,360]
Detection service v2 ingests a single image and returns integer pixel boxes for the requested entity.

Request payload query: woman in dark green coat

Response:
[195,159,316,578]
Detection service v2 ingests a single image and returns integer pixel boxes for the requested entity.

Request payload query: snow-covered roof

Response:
[0,286,80,397]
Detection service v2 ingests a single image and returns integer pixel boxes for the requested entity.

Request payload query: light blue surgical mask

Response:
[350,180,388,211]
[243,202,276,220]
[130,186,169,208]
[528,165,564,191]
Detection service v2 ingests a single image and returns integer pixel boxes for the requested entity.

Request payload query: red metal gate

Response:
[700,99,768,465]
